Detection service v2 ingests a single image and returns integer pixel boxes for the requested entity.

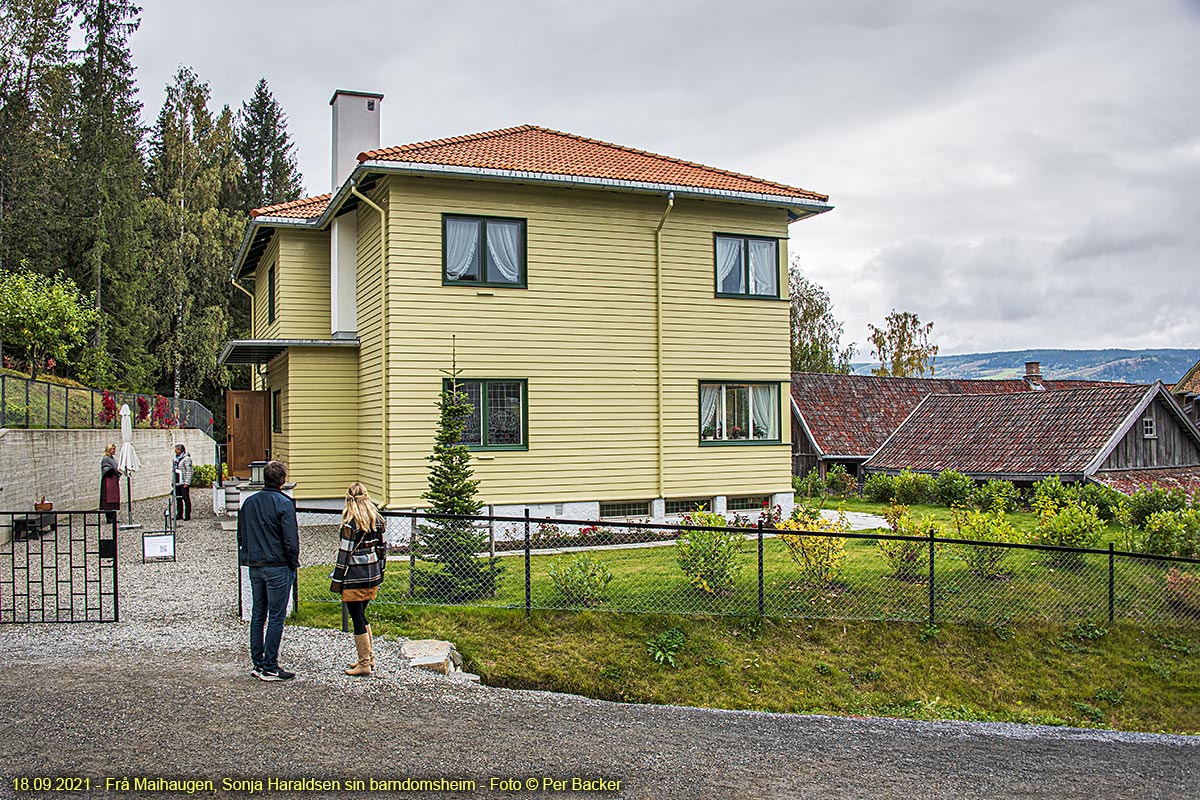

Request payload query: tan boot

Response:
[345,633,372,676]
[346,625,373,669]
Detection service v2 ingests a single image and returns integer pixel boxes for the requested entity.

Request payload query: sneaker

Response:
[257,668,295,682]
[250,666,264,679]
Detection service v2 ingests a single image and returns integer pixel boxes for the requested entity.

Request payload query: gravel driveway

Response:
[0,491,1196,800]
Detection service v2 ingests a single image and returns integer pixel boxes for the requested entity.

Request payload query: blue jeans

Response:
[249,565,295,671]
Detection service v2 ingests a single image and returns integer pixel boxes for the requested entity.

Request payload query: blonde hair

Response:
[104,444,117,457]
[341,482,379,533]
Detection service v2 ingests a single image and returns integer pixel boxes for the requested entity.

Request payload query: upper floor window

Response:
[1142,415,1156,439]
[715,234,778,298]
[444,215,526,287]
[446,378,527,450]
[267,263,277,323]
[700,382,780,443]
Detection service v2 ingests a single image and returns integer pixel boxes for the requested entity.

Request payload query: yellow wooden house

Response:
[219,90,832,520]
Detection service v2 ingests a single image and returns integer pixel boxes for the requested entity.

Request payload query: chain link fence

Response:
[290,507,1200,627]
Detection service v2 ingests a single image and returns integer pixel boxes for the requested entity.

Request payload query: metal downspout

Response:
[231,279,256,389]
[351,180,390,507]
[654,192,674,499]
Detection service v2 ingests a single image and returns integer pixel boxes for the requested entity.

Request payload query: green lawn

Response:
[292,603,1200,734]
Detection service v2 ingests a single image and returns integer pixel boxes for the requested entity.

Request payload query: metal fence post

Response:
[25,379,29,428]
[524,509,532,617]
[408,510,416,598]
[45,381,50,428]
[927,527,936,627]
[1108,542,1115,624]
[757,520,764,617]
[90,388,95,428]
[111,516,120,623]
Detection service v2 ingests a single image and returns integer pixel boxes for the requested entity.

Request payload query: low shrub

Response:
[1031,499,1105,567]
[892,469,937,505]
[877,503,936,581]
[951,507,1020,578]
[1076,482,1123,522]
[1165,568,1200,617]
[1128,485,1189,529]
[778,507,849,587]
[793,468,824,498]
[676,512,745,596]
[863,473,895,503]
[824,464,857,499]
[1140,509,1200,559]
[548,553,614,607]
[973,479,1022,513]
[190,463,218,487]
[935,470,975,507]
[1032,475,1073,512]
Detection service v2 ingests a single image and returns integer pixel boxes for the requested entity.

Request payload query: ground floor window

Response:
[727,495,770,512]
[599,500,651,519]
[699,382,780,443]
[447,378,527,449]
[665,498,714,515]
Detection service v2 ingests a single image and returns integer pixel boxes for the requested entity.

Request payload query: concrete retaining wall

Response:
[0,428,217,513]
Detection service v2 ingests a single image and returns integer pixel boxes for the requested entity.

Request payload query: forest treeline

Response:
[0,0,304,426]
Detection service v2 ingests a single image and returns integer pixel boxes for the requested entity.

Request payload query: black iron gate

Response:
[1,511,119,623]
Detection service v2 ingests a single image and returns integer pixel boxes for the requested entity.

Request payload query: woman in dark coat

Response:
[99,444,122,524]
[329,482,387,676]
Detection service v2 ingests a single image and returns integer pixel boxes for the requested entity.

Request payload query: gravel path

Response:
[1,491,1196,800]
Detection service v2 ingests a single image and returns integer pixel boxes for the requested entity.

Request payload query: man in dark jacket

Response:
[236,460,299,681]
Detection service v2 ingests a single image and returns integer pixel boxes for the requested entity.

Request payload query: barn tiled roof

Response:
[1091,467,1200,496]
[790,373,1122,458]
[249,193,331,220]
[864,385,1153,476]
[359,125,828,202]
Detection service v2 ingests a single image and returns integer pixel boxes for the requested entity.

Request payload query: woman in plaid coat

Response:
[329,482,387,676]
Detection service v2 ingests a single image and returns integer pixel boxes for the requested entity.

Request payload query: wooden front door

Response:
[226,390,269,478]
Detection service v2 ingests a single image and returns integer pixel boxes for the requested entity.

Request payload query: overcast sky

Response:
[129,0,1199,358]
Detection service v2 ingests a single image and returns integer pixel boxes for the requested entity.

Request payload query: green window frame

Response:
[271,389,282,434]
[267,263,276,323]
[699,381,782,445]
[443,214,528,288]
[713,233,780,299]
[445,378,528,450]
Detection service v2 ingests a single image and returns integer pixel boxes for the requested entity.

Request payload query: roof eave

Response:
[357,159,834,216]
[231,215,326,281]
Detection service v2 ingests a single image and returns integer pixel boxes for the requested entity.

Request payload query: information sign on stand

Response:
[141,505,177,563]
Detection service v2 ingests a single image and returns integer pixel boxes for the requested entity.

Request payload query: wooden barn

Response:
[862,382,1200,493]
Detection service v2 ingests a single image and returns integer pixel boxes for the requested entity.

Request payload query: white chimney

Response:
[329,90,383,338]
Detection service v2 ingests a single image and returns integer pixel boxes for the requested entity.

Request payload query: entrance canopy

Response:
[218,338,359,366]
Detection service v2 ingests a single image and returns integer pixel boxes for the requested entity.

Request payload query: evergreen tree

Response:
[414,350,502,601]
[0,0,75,276]
[235,77,303,214]
[69,0,147,388]
[142,66,243,412]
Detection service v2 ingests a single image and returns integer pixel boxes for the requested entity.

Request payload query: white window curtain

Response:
[700,384,720,439]
[445,218,480,280]
[486,221,523,283]
[716,237,744,294]
[748,240,777,296]
[751,384,777,439]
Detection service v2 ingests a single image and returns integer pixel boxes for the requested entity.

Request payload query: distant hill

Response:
[852,349,1200,385]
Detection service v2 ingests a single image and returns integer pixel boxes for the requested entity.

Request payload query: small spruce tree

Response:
[413,349,502,600]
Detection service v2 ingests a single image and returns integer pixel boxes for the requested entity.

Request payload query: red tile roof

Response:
[249,193,331,220]
[1091,467,1200,496]
[790,373,1122,458]
[359,125,828,202]
[864,385,1153,476]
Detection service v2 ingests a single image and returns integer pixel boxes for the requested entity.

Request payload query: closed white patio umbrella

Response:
[117,404,141,527]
